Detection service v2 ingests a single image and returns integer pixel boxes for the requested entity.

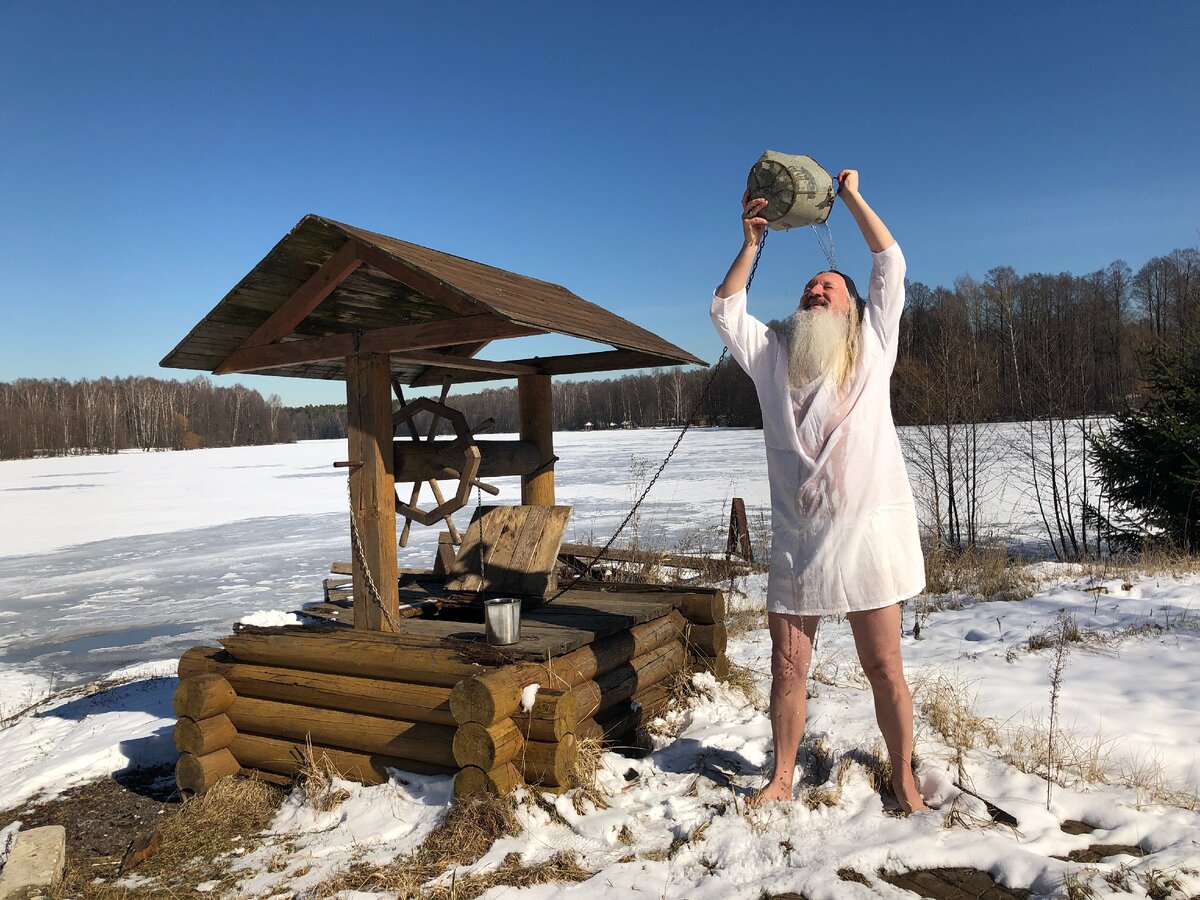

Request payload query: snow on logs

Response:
[171,586,728,798]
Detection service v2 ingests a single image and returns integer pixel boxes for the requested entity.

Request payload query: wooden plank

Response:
[231,239,362,353]
[353,239,488,317]
[346,353,399,631]
[445,505,570,597]
[216,314,539,374]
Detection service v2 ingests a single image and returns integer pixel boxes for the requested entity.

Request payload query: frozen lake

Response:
[0,426,1044,687]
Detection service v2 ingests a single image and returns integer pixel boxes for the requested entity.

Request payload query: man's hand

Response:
[741,190,769,248]
[836,169,860,196]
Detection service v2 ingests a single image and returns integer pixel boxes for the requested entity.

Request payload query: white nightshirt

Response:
[710,242,925,616]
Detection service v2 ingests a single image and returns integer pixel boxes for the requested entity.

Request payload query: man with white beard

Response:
[710,169,927,812]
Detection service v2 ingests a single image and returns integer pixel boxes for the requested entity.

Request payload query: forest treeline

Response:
[289,247,1200,439]
[0,376,292,459]
[5,246,1195,467]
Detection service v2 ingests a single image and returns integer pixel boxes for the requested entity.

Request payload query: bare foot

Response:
[892,771,928,814]
[748,777,793,808]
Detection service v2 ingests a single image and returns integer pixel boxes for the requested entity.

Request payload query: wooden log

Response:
[175,748,239,795]
[449,611,686,725]
[513,689,578,742]
[518,373,555,505]
[453,763,522,798]
[571,640,687,720]
[219,631,485,688]
[686,622,728,657]
[578,682,674,744]
[239,768,292,786]
[692,653,730,680]
[522,733,577,788]
[395,439,543,483]
[679,593,726,626]
[174,714,236,756]
[178,646,456,726]
[452,719,525,770]
[226,696,455,765]
[346,352,399,632]
[230,733,454,785]
[173,674,236,720]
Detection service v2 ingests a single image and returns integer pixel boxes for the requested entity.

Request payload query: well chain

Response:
[347,481,405,633]
[548,231,769,602]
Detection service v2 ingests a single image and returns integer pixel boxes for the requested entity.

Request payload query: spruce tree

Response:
[1090,342,1200,551]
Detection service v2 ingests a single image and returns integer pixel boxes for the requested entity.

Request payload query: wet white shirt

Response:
[710,242,925,616]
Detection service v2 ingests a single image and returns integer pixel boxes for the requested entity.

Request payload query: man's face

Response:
[800,272,852,318]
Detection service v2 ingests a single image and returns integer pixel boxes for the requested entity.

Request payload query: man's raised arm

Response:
[835,169,895,253]
[716,194,770,298]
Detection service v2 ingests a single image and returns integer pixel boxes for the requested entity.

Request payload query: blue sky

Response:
[2,1,1198,406]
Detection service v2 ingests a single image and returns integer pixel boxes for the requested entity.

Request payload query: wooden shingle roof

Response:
[161,215,704,385]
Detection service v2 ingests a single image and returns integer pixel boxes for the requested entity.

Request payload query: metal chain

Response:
[346,481,405,632]
[549,231,769,601]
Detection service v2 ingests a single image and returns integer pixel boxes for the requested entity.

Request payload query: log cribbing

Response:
[230,733,454,785]
[450,611,686,725]
[577,682,673,745]
[678,592,726,626]
[453,763,522,798]
[226,696,455,765]
[175,748,239,795]
[173,674,236,720]
[692,653,730,681]
[570,640,687,720]
[174,713,236,756]
[179,646,456,726]
[219,630,485,687]
[513,689,579,742]
[685,622,727,657]
[452,719,525,770]
[521,733,578,788]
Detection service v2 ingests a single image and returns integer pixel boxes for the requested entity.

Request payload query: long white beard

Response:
[787,308,851,387]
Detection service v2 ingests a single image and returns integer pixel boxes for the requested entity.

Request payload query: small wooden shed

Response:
[162,215,729,797]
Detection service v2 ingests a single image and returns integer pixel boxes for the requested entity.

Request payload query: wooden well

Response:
[162,215,724,798]
[173,583,728,796]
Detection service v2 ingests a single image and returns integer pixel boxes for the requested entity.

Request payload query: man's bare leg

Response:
[751,612,820,806]
[847,605,927,813]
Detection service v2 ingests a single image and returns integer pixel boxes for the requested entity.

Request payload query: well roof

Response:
[161,215,704,384]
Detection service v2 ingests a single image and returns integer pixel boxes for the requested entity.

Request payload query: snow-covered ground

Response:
[2,429,1198,898]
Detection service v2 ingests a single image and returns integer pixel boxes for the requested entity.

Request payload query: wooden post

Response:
[346,353,399,631]
[518,373,555,506]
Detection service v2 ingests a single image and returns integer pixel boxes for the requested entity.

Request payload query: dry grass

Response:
[307,792,525,898]
[810,649,870,691]
[724,661,767,708]
[295,736,351,812]
[569,736,611,814]
[913,672,1000,755]
[725,605,767,637]
[53,776,285,899]
[1120,750,1200,810]
[1001,715,1114,788]
[923,545,1037,602]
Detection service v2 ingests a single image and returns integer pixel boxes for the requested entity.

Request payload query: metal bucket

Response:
[484,597,522,645]
[747,151,836,230]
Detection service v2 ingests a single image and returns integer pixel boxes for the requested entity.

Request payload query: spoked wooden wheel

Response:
[392,396,498,547]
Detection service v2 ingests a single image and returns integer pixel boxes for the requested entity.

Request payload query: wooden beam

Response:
[518,373,555,505]
[236,240,362,350]
[389,351,538,377]
[214,315,541,374]
[346,354,399,632]
[353,241,487,317]
[411,348,702,387]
